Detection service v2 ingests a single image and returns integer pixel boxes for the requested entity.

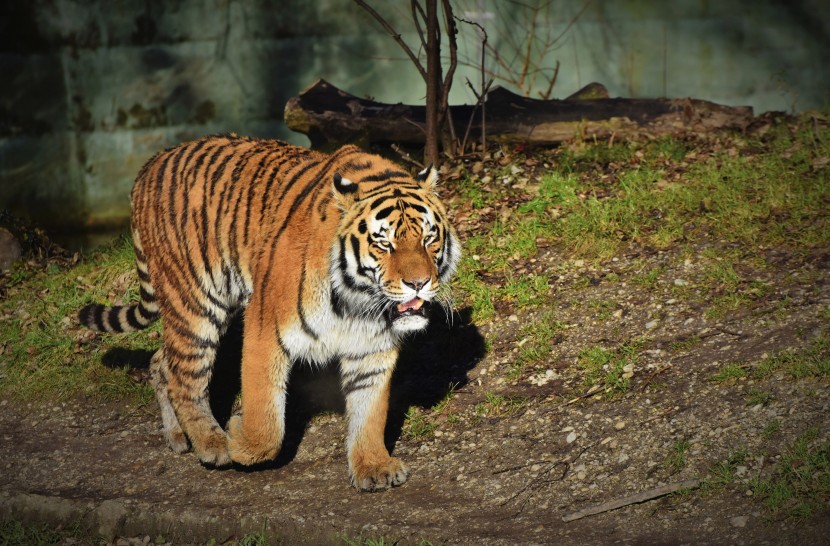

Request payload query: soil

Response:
[2,139,830,545]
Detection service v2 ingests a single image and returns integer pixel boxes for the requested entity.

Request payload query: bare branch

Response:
[411,0,427,53]
[562,479,701,522]
[353,0,427,82]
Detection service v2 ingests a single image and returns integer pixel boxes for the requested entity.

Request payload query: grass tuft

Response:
[0,238,156,403]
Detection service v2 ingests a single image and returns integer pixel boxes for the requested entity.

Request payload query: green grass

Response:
[762,419,782,440]
[754,335,830,380]
[474,391,528,418]
[666,439,691,474]
[578,340,641,399]
[702,448,749,491]
[510,311,564,378]
[709,363,747,382]
[403,406,438,440]
[452,120,830,324]
[552,126,830,259]
[745,387,774,406]
[0,520,80,546]
[0,238,156,403]
[752,428,830,520]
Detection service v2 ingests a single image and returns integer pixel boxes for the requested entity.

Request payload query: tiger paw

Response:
[351,457,410,492]
[226,415,278,466]
[190,426,231,468]
[162,423,190,454]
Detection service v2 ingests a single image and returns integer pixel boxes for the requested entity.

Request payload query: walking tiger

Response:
[79,134,460,490]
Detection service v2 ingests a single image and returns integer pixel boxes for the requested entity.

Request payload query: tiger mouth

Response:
[388,297,430,322]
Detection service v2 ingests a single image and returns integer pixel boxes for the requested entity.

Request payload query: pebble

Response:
[566,431,577,443]
[730,516,749,528]
[674,278,688,286]
[618,453,630,464]
[645,320,659,330]
[614,421,626,430]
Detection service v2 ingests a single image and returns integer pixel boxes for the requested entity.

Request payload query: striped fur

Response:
[79,134,460,490]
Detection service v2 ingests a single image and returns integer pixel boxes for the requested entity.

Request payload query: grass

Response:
[754,335,830,380]
[710,335,830,386]
[578,340,641,399]
[452,117,830,327]
[666,439,691,474]
[510,312,564,378]
[752,428,830,520]
[709,363,747,382]
[702,448,749,491]
[0,520,86,546]
[474,391,528,418]
[0,238,156,403]
[403,406,438,440]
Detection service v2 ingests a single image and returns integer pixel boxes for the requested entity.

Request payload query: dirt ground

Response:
[2,137,830,545]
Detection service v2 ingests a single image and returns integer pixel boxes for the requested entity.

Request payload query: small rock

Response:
[0,228,22,273]
[645,320,659,330]
[618,453,630,464]
[614,420,626,430]
[674,278,688,286]
[730,516,749,528]
[566,431,577,443]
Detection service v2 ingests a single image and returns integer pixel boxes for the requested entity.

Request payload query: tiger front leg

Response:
[341,350,409,492]
[226,328,290,466]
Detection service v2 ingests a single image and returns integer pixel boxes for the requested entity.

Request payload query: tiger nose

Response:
[402,278,430,292]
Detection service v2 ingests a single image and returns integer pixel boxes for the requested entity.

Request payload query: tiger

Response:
[79,134,461,491]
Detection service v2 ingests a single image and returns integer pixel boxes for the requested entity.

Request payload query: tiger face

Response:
[331,165,460,335]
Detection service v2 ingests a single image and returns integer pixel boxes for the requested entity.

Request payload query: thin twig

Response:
[561,479,701,522]
[439,0,458,156]
[353,0,427,82]
[391,143,425,169]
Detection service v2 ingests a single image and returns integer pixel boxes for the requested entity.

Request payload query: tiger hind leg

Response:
[149,349,189,454]
[162,332,231,467]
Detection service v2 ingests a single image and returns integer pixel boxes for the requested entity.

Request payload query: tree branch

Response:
[353,0,427,82]
[562,479,701,522]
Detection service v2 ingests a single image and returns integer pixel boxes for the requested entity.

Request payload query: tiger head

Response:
[330,161,461,335]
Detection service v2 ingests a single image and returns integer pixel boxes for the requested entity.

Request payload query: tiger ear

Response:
[416,163,439,190]
[332,172,358,206]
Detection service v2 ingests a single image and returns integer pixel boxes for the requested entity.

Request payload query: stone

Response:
[0,228,22,272]
[730,515,749,528]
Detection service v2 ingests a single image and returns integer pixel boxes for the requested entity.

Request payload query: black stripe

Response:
[375,206,395,220]
[330,288,345,318]
[369,195,395,211]
[360,183,421,200]
[137,302,158,321]
[163,343,208,363]
[106,307,125,332]
[342,159,372,171]
[126,307,145,330]
[296,263,319,340]
[359,169,410,183]
[167,143,191,229]
[350,234,375,280]
[139,285,155,304]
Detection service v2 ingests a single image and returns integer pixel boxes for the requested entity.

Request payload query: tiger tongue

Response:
[396,298,424,313]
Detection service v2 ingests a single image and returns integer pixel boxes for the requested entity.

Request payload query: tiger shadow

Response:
[102,307,485,469]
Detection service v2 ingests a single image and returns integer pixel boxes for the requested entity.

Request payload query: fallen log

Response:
[284,79,754,148]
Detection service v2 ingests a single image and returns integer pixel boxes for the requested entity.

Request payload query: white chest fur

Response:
[280,297,397,365]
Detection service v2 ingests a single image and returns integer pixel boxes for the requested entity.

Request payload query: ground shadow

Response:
[101,307,485,468]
